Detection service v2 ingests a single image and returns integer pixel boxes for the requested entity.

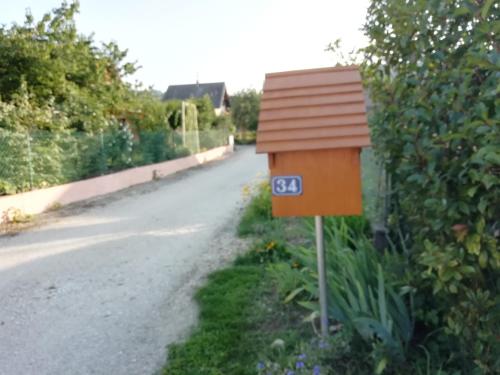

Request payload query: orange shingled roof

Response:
[256,66,371,153]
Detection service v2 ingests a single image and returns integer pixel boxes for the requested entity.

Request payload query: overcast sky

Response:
[0,0,370,94]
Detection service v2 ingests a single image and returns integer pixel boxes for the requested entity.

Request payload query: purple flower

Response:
[296,361,305,369]
[313,365,321,375]
[256,362,265,370]
[297,353,307,360]
[286,371,295,375]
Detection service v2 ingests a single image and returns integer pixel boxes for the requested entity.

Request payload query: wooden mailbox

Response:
[256,66,371,217]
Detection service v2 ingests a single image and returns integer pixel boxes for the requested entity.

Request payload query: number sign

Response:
[271,176,303,196]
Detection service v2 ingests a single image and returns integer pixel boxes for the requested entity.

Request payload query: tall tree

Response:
[230,89,261,132]
[0,1,138,131]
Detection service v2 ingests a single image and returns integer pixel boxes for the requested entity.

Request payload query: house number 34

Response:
[271,176,303,196]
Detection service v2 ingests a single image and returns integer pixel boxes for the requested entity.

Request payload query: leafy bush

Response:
[363,0,499,371]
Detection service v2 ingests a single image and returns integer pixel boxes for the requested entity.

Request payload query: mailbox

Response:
[256,66,371,217]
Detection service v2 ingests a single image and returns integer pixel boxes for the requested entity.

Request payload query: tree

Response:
[230,89,261,132]
[125,89,170,131]
[0,1,139,132]
[191,95,216,130]
[164,100,182,130]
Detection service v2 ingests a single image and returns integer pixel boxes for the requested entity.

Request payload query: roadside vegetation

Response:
[164,173,496,374]
[162,182,409,374]
[163,182,311,375]
[230,89,261,145]
[0,1,234,195]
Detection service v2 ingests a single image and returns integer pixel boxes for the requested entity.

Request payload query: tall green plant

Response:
[363,0,499,371]
[274,217,413,372]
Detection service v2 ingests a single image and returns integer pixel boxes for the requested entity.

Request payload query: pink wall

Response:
[0,145,233,219]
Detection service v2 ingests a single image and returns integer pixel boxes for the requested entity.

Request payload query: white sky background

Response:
[0,0,370,94]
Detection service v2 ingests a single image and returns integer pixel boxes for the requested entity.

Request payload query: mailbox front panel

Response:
[269,148,362,217]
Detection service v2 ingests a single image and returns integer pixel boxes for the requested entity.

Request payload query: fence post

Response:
[181,101,186,147]
[26,132,34,190]
[99,131,107,174]
[315,215,329,337]
[74,135,79,177]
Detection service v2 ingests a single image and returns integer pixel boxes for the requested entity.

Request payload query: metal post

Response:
[315,215,328,336]
[99,131,106,174]
[181,101,186,147]
[26,132,34,190]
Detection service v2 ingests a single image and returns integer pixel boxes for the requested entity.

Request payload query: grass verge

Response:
[163,260,309,375]
[162,183,311,375]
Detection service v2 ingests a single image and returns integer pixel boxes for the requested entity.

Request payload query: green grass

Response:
[163,261,309,375]
[234,131,257,145]
[164,265,264,375]
[238,185,275,236]
[162,183,308,375]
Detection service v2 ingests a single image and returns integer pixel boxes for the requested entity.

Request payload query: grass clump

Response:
[238,181,278,237]
[164,266,264,375]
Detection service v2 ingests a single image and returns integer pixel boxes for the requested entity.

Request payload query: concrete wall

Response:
[0,144,233,219]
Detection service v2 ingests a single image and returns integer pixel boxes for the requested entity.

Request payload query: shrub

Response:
[363,0,500,371]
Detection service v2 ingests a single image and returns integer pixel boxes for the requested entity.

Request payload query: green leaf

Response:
[465,234,481,255]
[454,7,471,16]
[479,252,488,268]
[297,300,318,312]
[283,287,304,304]
[481,174,496,190]
[484,151,500,165]
[375,357,388,374]
[476,218,485,234]
[377,265,388,329]
[478,198,487,214]
[481,0,495,18]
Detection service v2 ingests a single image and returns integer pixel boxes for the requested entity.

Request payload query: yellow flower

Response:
[241,184,251,198]
[266,241,276,250]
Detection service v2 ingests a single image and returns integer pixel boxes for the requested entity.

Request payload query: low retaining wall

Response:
[0,144,233,218]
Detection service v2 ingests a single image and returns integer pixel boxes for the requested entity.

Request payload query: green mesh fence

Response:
[0,128,229,195]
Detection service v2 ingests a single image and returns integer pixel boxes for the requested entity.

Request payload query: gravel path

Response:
[0,146,267,375]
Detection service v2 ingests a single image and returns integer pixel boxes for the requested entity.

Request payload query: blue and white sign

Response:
[271,176,303,196]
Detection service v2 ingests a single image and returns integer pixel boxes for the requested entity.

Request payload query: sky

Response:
[0,0,370,94]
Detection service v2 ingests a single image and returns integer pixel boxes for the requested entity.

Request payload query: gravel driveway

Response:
[0,146,267,375]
